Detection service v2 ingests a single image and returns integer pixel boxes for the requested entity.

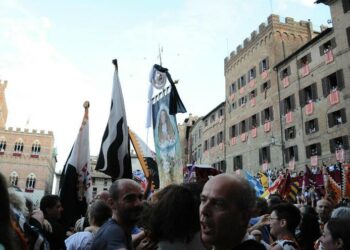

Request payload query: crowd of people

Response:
[1,170,350,250]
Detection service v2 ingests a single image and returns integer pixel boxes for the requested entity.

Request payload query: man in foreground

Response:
[199,173,265,250]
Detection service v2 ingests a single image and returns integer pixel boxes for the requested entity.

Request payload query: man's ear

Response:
[280,219,287,228]
[108,197,116,209]
[334,238,344,249]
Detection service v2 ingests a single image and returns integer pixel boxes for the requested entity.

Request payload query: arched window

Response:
[31,140,41,157]
[26,173,36,190]
[0,137,6,153]
[14,138,24,154]
[9,171,19,186]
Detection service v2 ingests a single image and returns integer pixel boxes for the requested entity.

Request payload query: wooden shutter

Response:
[343,0,350,13]
[285,128,289,140]
[314,119,319,132]
[316,143,322,156]
[285,148,290,163]
[328,112,335,128]
[256,113,260,127]
[267,146,271,162]
[330,37,337,49]
[259,148,262,165]
[259,60,263,74]
[305,121,310,134]
[311,83,318,100]
[293,145,299,161]
[343,135,349,150]
[269,106,274,121]
[290,95,296,110]
[336,69,344,90]
[266,57,270,70]
[306,146,311,158]
[319,44,325,56]
[322,77,330,97]
[347,27,350,48]
[299,89,306,107]
[340,108,347,123]
[307,53,312,63]
[280,100,285,115]
[261,110,265,124]
[330,138,336,153]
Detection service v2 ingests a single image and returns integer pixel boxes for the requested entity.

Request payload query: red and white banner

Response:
[288,158,295,171]
[301,64,310,77]
[264,121,271,132]
[250,97,256,107]
[231,137,237,145]
[282,77,289,88]
[285,112,293,124]
[328,90,340,105]
[311,155,318,166]
[305,102,314,115]
[240,133,247,142]
[261,70,268,79]
[325,50,334,64]
[239,86,245,94]
[249,79,256,88]
[336,148,345,163]
[251,127,257,138]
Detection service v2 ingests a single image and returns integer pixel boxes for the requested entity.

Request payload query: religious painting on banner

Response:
[152,94,183,188]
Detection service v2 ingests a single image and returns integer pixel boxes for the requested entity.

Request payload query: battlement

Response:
[5,127,53,136]
[224,14,312,65]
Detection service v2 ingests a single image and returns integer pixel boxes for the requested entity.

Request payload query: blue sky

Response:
[0,0,330,170]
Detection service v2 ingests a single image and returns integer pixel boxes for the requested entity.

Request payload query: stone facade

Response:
[0,82,56,206]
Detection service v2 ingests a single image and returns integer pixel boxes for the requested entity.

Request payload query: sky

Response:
[0,0,331,171]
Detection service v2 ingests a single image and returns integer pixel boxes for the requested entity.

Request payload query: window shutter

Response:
[293,145,299,161]
[330,37,337,49]
[319,44,325,56]
[316,143,322,156]
[322,77,330,97]
[343,135,349,150]
[297,58,302,69]
[259,148,262,165]
[336,69,344,90]
[248,117,253,129]
[280,70,284,80]
[330,138,336,153]
[328,112,334,128]
[299,89,305,107]
[311,83,318,100]
[340,108,347,123]
[306,146,311,158]
[259,61,263,74]
[285,129,289,140]
[261,110,265,124]
[291,95,296,110]
[269,106,274,121]
[267,146,271,162]
[256,113,260,126]
[267,80,271,89]
[285,148,290,163]
[342,0,350,13]
[315,119,319,132]
[305,121,310,134]
[307,53,312,63]
[266,57,269,69]
[347,27,350,47]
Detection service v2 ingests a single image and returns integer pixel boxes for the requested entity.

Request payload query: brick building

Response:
[0,81,57,205]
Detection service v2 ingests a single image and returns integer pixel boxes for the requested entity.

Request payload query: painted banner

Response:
[152,93,183,187]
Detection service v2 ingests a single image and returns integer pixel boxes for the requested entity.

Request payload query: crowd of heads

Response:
[1,170,350,250]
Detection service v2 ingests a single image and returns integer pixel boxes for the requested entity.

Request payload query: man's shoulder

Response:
[97,219,124,235]
[234,239,266,250]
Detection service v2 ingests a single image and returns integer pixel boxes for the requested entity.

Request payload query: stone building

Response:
[272,0,350,169]
[0,81,57,205]
[223,14,318,173]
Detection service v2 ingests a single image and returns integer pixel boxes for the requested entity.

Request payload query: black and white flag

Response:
[95,60,132,179]
[59,101,92,229]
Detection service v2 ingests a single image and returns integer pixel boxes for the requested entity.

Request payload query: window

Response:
[26,173,36,189]
[280,66,291,79]
[249,89,257,99]
[9,172,19,186]
[260,81,271,93]
[14,139,24,154]
[319,38,336,55]
[285,126,296,140]
[280,95,296,115]
[299,83,318,107]
[233,155,243,171]
[239,96,247,107]
[297,53,312,68]
[218,109,224,117]
[238,75,246,89]
[215,160,226,173]
[322,70,344,96]
[210,136,215,148]
[217,131,223,144]
[0,137,6,153]
[204,140,209,151]
[330,136,349,153]
[347,27,350,47]
[306,143,321,158]
[305,119,319,135]
[231,102,237,111]
[343,0,350,13]
[93,187,97,197]
[31,140,41,156]
[259,57,269,73]
[328,108,347,128]
[104,178,108,186]
[249,114,259,129]
[230,124,237,138]
[204,119,208,127]
[240,120,247,134]
[285,146,299,163]
[229,82,236,95]
[210,114,215,123]
[261,106,274,123]
[248,66,256,80]
[259,146,271,164]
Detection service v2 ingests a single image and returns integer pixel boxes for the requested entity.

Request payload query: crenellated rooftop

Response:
[224,14,312,66]
[4,127,54,135]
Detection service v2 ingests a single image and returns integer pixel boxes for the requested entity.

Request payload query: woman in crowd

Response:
[296,205,321,250]
[321,218,350,250]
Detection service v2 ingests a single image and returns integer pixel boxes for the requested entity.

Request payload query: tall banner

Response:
[152,94,183,187]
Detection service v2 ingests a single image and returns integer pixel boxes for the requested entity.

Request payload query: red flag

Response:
[328,90,340,105]
[285,112,293,124]
[301,64,310,77]
[305,102,314,115]
[325,49,334,64]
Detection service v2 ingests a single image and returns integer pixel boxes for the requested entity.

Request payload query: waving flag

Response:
[245,171,264,196]
[95,60,132,179]
[59,101,92,229]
